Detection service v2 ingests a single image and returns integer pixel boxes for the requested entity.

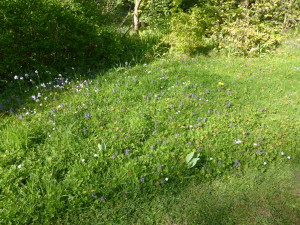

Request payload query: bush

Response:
[0,0,119,78]
[164,0,300,56]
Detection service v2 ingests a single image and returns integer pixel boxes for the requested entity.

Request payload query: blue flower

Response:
[85,113,91,119]
[234,160,239,167]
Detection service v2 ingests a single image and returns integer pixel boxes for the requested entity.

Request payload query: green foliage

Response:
[0,0,119,77]
[185,151,200,168]
[165,6,214,54]
[165,0,300,55]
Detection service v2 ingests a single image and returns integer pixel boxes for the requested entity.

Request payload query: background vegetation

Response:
[0,0,299,224]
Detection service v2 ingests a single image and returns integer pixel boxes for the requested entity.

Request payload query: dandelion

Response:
[218,82,225,86]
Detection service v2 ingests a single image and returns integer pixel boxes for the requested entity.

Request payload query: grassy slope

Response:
[0,39,299,224]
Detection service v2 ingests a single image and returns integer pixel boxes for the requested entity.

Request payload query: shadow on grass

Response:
[0,34,169,116]
[60,164,300,225]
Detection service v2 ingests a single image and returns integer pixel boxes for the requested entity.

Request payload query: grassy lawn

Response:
[0,39,299,224]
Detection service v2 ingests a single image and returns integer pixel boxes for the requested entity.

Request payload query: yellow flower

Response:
[192,149,197,152]
[218,82,225,86]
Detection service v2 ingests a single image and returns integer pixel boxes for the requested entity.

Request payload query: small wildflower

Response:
[125,149,130,155]
[112,155,116,159]
[85,113,91,119]
[234,139,242,144]
[94,154,98,157]
[14,75,18,80]
[234,160,239,167]
[218,82,225,86]
[100,196,105,201]
[263,162,267,165]
[209,157,213,161]
[253,143,258,146]
[281,152,285,156]
[81,159,85,162]
[287,156,291,160]
[17,165,22,169]
[140,177,145,183]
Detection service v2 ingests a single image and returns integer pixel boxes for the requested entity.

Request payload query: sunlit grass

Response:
[0,44,299,224]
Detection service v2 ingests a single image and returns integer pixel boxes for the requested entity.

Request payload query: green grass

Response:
[0,39,299,224]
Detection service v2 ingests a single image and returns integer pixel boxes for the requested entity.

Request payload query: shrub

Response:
[0,0,119,78]
[164,0,300,56]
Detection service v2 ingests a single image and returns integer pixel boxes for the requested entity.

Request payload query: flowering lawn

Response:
[0,47,299,224]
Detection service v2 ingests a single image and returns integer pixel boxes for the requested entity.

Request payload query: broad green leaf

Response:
[185,152,195,163]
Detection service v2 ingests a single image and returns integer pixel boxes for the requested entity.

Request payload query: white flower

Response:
[264,162,267,165]
[165,178,169,181]
[81,159,85,162]
[94,154,98,157]
[287,156,291,160]
[209,157,213,161]
[35,70,38,74]
[253,143,258,146]
[14,75,18,80]
[24,73,29,77]
[281,152,285,156]
[235,139,242,144]
[17,165,22,169]
[20,77,24,80]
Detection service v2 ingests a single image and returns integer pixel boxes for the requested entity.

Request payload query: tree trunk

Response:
[133,0,142,35]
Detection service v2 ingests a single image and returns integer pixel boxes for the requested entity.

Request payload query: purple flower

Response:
[234,160,239,167]
[226,102,232,108]
[207,110,211,114]
[175,133,180,138]
[257,149,262,153]
[85,113,91,119]
[112,154,116,159]
[100,196,105,201]
[125,149,130,155]
[203,118,207,122]
[150,145,155,150]
[197,148,201,152]
[140,177,145,183]
[229,122,233,127]
[170,104,174,109]
[158,164,162,169]
[188,141,193,145]
[163,140,167,145]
